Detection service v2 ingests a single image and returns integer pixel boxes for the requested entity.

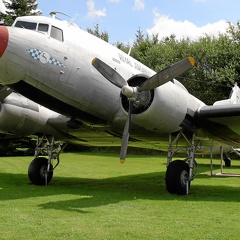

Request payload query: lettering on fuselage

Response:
[118,53,133,67]
[118,53,151,75]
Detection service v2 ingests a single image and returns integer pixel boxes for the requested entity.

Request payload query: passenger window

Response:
[15,21,37,30]
[38,24,49,32]
[50,26,63,42]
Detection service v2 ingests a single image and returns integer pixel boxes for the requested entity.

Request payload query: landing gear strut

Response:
[165,131,199,195]
[28,135,68,185]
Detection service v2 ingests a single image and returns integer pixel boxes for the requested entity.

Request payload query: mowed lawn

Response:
[1,152,240,239]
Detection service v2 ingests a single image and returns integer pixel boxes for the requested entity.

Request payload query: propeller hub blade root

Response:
[121,85,138,99]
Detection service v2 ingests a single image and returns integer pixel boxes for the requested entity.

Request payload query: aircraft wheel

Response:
[28,157,53,185]
[165,160,190,195]
[224,157,231,167]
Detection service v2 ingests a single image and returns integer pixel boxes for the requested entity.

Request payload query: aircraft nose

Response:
[0,26,8,57]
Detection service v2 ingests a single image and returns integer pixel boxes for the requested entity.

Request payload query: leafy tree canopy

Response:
[1,0,41,25]
[87,24,109,43]
[119,23,240,104]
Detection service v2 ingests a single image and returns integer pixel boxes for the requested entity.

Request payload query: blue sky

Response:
[36,0,239,43]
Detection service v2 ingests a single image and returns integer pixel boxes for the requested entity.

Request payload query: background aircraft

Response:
[1,8,240,195]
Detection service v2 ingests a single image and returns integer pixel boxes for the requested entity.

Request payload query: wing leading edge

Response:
[197,104,240,119]
[196,85,240,143]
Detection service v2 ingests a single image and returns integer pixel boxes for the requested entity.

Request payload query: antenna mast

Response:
[49,12,72,20]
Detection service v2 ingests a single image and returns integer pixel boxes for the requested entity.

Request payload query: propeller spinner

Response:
[92,57,195,162]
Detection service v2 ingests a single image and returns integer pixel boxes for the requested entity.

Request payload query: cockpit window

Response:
[50,26,64,42]
[15,21,49,33]
[15,21,37,30]
[38,24,49,32]
[14,20,64,42]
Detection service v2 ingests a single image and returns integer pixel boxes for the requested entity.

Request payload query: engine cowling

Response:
[121,75,190,133]
[0,92,59,135]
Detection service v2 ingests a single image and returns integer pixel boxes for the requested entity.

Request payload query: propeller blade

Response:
[120,101,133,163]
[0,86,13,101]
[139,57,195,92]
[92,57,127,88]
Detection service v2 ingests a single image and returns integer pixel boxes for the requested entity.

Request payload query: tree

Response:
[1,0,41,26]
[134,27,144,46]
[114,41,131,54]
[185,28,240,104]
[87,24,109,42]
[124,23,240,104]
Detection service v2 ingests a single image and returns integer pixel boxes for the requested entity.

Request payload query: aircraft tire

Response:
[28,157,53,185]
[165,160,190,195]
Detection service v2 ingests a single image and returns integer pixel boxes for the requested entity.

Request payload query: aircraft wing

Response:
[47,115,170,151]
[196,104,240,144]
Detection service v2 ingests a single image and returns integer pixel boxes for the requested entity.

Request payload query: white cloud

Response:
[0,0,7,14]
[87,0,106,18]
[147,10,229,40]
[134,0,145,10]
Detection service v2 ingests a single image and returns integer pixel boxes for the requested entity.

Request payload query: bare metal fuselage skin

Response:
[0,16,206,148]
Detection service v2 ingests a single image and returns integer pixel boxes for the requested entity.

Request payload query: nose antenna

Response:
[49,12,72,20]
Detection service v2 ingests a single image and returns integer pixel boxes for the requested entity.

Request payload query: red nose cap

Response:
[0,26,8,57]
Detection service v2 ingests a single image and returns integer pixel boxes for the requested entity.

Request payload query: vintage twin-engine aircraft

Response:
[1,10,240,195]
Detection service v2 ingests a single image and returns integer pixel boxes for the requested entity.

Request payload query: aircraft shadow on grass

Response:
[1,166,240,213]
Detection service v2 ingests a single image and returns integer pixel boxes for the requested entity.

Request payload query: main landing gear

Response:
[28,135,68,185]
[165,131,199,195]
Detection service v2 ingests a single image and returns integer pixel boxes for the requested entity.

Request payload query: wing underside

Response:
[196,105,240,144]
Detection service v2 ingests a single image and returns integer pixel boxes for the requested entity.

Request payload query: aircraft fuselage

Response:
[0,16,205,134]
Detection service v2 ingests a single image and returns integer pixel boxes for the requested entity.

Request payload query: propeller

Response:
[120,100,133,163]
[138,57,195,92]
[92,57,195,162]
[92,57,127,88]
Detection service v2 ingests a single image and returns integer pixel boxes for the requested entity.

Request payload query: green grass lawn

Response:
[1,152,240,239]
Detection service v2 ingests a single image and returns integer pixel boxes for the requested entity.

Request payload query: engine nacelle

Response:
[0,92,61,135]
[131,82,188,133]
[121,75,202,133]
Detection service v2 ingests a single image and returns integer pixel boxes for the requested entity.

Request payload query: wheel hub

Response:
[180,170,188,187]
[40,165,47,178]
